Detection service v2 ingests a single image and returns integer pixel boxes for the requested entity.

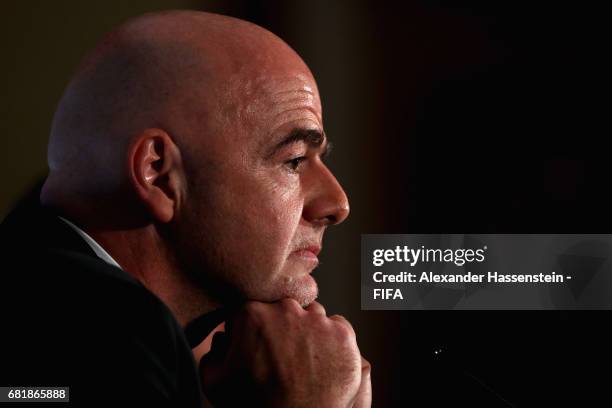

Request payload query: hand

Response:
[199,299,369,407]
[353,356,372,408]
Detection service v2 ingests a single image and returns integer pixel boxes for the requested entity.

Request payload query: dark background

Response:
[2,1,610,406]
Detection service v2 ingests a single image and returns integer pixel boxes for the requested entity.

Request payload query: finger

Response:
[328,314,356,336]
[279,297,305,313]
[353,356,372,408]
[361,355,371,370]
[304,301,326,316]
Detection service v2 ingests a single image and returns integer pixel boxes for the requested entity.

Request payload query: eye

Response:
[285,156,306,172]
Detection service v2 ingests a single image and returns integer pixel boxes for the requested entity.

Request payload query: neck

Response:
[41,184,219,328]
[88,226,219,327]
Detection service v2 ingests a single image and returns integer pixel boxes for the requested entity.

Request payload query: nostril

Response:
[326,214,338,225]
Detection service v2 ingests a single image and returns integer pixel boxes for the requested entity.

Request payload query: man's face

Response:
[176,72,349,306]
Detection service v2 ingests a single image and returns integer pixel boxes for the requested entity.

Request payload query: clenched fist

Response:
[199,299,371,407]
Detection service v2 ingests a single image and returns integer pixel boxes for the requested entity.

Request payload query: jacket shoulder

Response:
[1,248,202,407]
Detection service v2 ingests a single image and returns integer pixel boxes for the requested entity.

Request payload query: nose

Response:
[302,161,350,226]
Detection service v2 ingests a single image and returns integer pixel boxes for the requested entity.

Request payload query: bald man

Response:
[0,10,370,408]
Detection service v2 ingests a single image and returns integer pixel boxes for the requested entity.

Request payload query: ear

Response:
[128,128,184,223]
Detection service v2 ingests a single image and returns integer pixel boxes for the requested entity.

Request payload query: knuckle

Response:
[336,323,355,342]
[279,297,302,313]
[329,314,353,328]
[307,301,326,315]
[329,315,356,341]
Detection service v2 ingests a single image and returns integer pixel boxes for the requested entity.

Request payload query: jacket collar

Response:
[0,181,98,259]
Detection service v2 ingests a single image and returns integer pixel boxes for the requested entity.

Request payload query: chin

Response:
[283,274,318,307]
[243,268,318,306]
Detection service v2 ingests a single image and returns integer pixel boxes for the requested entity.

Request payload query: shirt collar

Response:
[58,216,122,269]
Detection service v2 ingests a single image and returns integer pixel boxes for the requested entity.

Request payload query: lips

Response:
[291,245,321,266]
[301,245,321,256]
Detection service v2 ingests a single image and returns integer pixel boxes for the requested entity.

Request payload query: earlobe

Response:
[129,129,182,223]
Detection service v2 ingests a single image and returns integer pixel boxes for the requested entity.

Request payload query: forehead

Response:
[227,72,323,140]
[245,74,320,106]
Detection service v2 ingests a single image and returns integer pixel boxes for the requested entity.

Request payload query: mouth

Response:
[291,245,321,268]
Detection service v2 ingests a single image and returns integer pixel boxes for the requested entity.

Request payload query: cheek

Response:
[216,172,304,268]
[248,179,303,253]
[183,165,308,302]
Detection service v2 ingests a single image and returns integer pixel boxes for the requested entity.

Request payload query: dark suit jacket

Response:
[0,187,203,407]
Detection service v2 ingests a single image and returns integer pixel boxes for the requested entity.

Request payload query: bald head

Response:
[43,10,316,202]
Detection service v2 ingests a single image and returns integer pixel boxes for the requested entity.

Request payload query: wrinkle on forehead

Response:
[220,73,323,139]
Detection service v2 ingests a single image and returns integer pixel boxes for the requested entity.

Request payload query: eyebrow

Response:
[266,128,333,158]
